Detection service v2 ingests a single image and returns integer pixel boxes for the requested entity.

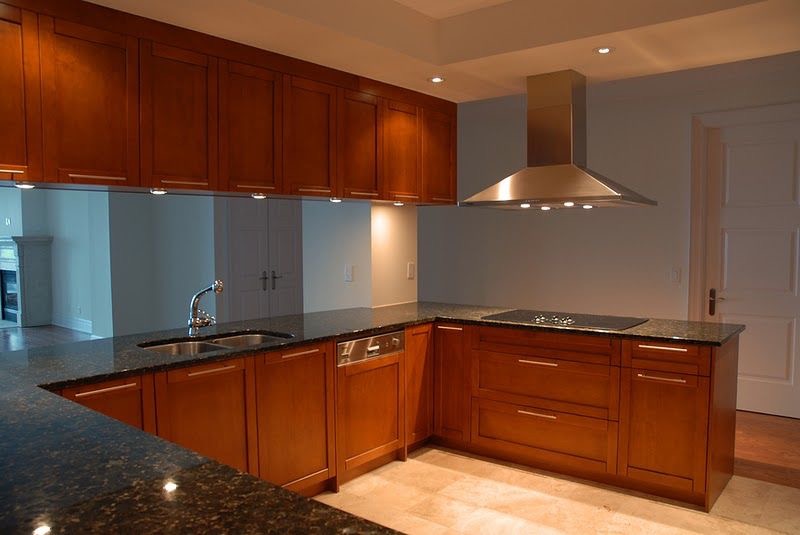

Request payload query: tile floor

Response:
[315,447,800,534]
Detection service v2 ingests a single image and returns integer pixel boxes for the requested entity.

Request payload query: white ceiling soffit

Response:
[88,0,800,102]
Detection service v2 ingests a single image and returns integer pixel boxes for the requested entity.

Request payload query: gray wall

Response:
[0,188,23,236]
[419,52,800,320]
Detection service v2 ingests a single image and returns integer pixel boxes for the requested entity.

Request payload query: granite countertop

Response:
[0,301,744,533]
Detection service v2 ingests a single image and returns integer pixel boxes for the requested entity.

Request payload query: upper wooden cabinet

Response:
[39,17,139,186]
[337,89,381,199]
[0,4,42,181]
[405,323,433,447]
[422,108,456,203]
[219,59,282,194]
[140,40,218,190]
[382,99,421,202]
[283,76,337,197]
[62,374,156,433]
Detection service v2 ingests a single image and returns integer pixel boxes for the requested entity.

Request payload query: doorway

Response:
[690,102,800,418]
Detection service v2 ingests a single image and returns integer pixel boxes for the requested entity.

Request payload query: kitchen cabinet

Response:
[62,374,156,433]
[219,60,282,194]
[382,99,421,202]
[336,350,405,483]
[405,323,433,447]
[618,366,709,495]
[337,89,381,199]
[283,76,337,197]
[39,17,138,186]
[0,3,42,181]
[154,357,257,474]
[422,108,456,203]
[433,323,470,443]
[255,343,335,494]
[140,40,218,190]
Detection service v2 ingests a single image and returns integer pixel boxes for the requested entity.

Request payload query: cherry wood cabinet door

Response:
[618,367,709,494]
[434,323,470,443]
[0,4,42,182]
[219,60,282,195]
[337,89,381,200]
[154,358,257,475]
[39,17,138,186]
[405,323,433,447]
[336,352,405,479]
[255,343,335,493]
[283,76,337,197]
[140,40,218,190]
[62,374,156,433]
[422,108,456,203]
[382,99,421,202]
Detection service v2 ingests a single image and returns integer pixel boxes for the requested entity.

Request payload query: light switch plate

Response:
[407,261,416,280]
[344,264,354,283]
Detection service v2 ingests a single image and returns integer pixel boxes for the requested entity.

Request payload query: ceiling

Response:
[88,0,800,102]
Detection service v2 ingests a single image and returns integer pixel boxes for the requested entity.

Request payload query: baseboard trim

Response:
[52,313,93,334]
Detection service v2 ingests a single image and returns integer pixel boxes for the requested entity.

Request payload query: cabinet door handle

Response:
[518,359,558,367]
[637,344,688,353]
[160,179,209,186]
[636,373,687,384]
[517,409,557,420]
[436,326,462,331]
[431,197,453,202]
[187,364,237,377]
[282,348,319,359]
[235,184,275,190]
[68,173,127,181]
[74,382,138,398]
[297,187,331,194]
[349,191,379,197]
[0,169,24,174]
[394,194,419,199]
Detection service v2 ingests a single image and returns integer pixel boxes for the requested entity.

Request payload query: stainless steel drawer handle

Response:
[436,326,463,331]
[636,373,687,384]
[68,173,127,181]
[350,191,379,197]
[161,179,209,186]
[282,348,320,359]
[394,194,419,199]
[517,409,557,420]
[298,187,331,194]
[74,382,138,398]
[637,344,688,353]
[518,359,558,367]
[187,364,237,377]
[236,184,275,190]
[0,169,24,174]
[367,345,381,352]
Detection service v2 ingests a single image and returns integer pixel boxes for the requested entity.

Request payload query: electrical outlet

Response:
[77,305,82,315]
[344,264,354,283]
[670,266,682,284]
[4,218,10,227]
[407,261,416,280]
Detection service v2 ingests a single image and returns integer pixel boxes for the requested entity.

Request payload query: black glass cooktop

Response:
[481,309,649,331]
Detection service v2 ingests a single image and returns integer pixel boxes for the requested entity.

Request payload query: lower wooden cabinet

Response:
[154,357,257,474]
[255,342,335,493]
[433,323,470,443]
[618,367,709,495]
[336,351,405,482]
[62,374,155,433]
[405,323,433,447]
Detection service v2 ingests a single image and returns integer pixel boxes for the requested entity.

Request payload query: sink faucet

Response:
[188,280,224,336]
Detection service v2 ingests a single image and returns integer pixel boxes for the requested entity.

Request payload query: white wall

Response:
[419,52,800,320]
[302,200,372,312]
[371,204,418,307]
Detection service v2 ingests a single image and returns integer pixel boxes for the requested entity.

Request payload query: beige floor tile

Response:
[438,475,544,509]
[374,458,467,493]
[452,506,546,535]
[407,494,483,528]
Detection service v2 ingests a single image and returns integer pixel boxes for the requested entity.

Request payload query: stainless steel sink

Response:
[211,333,285,347]
[143,340,227,356]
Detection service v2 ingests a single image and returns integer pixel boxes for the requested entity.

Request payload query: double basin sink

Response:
[138,331,294,356]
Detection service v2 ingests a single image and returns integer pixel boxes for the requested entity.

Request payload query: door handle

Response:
[259,271,268,291]
[708,288,726,316]
[270,270,283,290]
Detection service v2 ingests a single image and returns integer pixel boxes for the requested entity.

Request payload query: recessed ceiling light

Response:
[520,203,531,209]
[14,183,35,190]
[329,197,342,203]
[163,481,178,493]
[563,201,575,207]
[540,206,551,211]
[429,76,445,84]
[583,204,593,209]
[594,46,614,55]
[150,188,167,195]
[393,201,404,207]
[251,193,267,200]
[32,526,51,535]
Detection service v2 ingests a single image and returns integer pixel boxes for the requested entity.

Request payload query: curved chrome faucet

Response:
[188,280,224,336]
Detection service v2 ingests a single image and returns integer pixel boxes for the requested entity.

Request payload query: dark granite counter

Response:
[0,301,744,533]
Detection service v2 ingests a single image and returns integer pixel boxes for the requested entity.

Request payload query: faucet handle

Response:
[213,280,224,294]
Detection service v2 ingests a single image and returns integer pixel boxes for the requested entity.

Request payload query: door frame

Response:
[687,102,800,321]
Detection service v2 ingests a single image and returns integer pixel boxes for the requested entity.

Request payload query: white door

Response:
[226,198,302,321]
[704,106,800,417]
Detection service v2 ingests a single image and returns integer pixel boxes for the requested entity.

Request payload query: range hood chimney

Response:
[460,70,656,209]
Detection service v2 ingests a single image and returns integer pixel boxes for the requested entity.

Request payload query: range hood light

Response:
[595,46,614,55]
[563,201,575,207]
[520,202,531,209]
[429,76,445,84]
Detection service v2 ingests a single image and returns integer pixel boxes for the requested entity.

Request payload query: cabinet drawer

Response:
[473,351,619,420]
[472,326,620,366]
[622,340,711,376]
[471,398,617,475]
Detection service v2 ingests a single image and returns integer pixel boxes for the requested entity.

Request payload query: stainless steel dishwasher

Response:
[335,330,406,482]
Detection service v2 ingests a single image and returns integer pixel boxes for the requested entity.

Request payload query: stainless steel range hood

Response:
[460,70,656,210]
